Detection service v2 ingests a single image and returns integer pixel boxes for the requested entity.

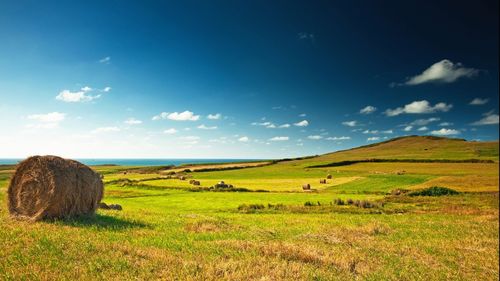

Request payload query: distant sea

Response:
[0,158,264,166]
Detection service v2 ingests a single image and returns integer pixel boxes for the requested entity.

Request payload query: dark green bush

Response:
[333,198,345,205]
[409,186,459,197]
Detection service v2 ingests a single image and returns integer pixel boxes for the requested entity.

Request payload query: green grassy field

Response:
[0,136,499,280]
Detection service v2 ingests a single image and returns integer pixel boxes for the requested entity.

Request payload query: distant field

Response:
[0,136,498,280]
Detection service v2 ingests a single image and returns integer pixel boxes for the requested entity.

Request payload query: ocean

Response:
[0,158,264,166]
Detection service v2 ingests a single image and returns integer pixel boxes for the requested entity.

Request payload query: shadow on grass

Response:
[49,213,149,230]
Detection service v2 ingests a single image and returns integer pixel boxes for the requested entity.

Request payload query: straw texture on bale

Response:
[7,155,104,221]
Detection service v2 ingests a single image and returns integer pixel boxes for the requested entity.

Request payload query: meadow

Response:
[0,136,498,280]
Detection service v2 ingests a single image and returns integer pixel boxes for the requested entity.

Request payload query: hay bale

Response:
[302,184,311,190]
[193,180,200,186]
[319,179,327,184]
[179,176,186,180]
[7,155,104,221]
[189,179,196,184]
[326,174,332,179]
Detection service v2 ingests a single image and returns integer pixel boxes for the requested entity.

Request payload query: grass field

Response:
[0,136,499,280]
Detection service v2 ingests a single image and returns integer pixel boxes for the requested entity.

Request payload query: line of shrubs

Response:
[309,158,494,168]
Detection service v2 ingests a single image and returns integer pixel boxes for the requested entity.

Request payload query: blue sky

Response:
[0,1,498,158]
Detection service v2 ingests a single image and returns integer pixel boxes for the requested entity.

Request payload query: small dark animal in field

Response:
[302,184,311,190]
[98,202,111,209]
[319,179,327,184]
[108,204,122,211]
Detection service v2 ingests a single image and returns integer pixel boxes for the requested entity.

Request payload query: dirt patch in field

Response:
[184,218,233,233]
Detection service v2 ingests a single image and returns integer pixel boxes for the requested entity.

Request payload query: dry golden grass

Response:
[410,175,499,192]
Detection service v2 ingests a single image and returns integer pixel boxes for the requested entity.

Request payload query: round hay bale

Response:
[7,155,104,221]
[326,174,332,179]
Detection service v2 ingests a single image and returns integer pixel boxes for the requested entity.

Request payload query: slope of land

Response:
[0,136,498,280]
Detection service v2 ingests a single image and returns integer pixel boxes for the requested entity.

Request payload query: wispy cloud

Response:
[417,126,428,131]
[342,120,358,127]
[367,137,380,141]
[56,86,106,103]
[163,128,178,134]
[124,118,142,125]
[403,126,413,132]
[152,111,200,121]
[430,128,461,136]
[238,136,249,142]
[27,112,65,123]
[297,32,315,43]
[279,124,291,128]
[385,100,452,117]
[197,124,217,130]
[307,135,323,140]
[326,136,351,141]
[269,136,289,141]
[471,111,499,125]
[360,105,377,114]
[26,112,66,129]
[410,117,440,126]
[92,126,120,133]
[469,98,489,105]
[207,113,221,120]
[363,130,378,134]
[99,56,111,64]
[392,59,479,86]
[293,120,309,127]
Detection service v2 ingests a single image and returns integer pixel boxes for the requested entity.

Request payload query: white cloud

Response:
[342,120,358,127]
[397,59,479,86]
[56,86,103,103]
[326,136,351,141]
[403,126,413,132]
[102,86,112,92]
[207,113,221,120]
[293,120,309,127]
[197,124,217,130]
[471,112,499,125]
[179,136,200,144]
[299,113,307,117]
[298,32,314,41]
[417,126,429,131]
[99,56,111,64]
[266,124,276,128]
[381,130,393,134]
[385,100,452,117]
[469,98,489,105]
[307,135,323,140]
[279,124,291,128]
[360,105,377,114]
[124,118,142,125]
[363,130,378,134]
[430,128,461,136]
[163,128,178,134]
[269,136,289,141]
[410,117,440,126]
[438,122,453,126]
[238,136,249,142]
[92,126,120,133]
[25,112,66,129]
[367,137,380,141]
[152,111,200,121]
[27,112,66,123]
